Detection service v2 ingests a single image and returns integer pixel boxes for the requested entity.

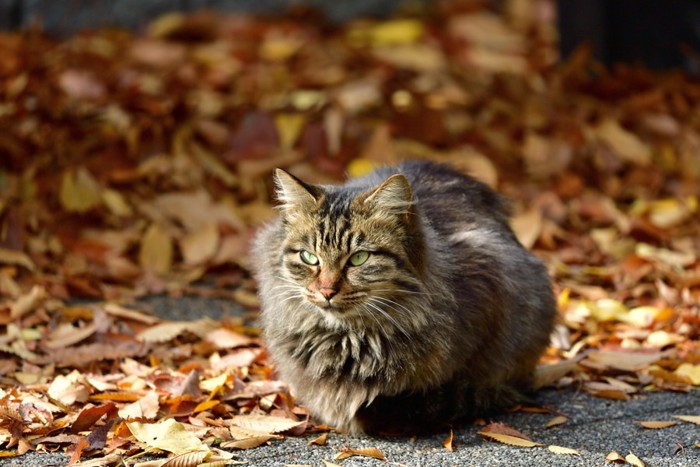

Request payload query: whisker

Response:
[364,300,414,343]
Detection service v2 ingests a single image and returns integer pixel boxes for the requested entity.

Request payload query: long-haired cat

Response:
[252,161,556,434]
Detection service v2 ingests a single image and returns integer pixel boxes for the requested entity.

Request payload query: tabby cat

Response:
[252,161,556,434]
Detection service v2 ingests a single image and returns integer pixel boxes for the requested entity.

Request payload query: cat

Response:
[252,160,556,435]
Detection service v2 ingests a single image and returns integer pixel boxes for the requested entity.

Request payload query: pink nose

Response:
[319,287,338,300]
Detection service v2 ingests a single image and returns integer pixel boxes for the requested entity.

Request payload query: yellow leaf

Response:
[621,306,663,327]
[200,372,228,393]
[648,198,693,229]
[545,415,569,428]
[275,113,306,150]
[674,363,700,385]
[180,222,219,265]
[635,420,679,429]
[231,415,304,434]
[674,415,700,425]
[139,223,173,274]
[367,19,424,46]
[160,450,210,466]
[127,419,204,456]
[59,167,103,213]
[625,451,645,467]
[321,461,342,467]
[547,445,579,455]
[347,158,376,178]
[220,436,273,450]
[102,188,133,217]
[478,431,542,448]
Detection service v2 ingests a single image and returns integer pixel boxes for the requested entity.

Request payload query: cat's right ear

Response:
[274,169,321,213]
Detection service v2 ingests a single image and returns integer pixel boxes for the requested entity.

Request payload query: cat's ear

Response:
[360,174,413,214]
[274,168,321,212]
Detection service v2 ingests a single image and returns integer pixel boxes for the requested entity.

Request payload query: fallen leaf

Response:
[674,363,700,385]
[625,451,645,467]
[138,223,173,274]
[59,168,103,213]
[231,415,304,434]
[547,445,579,455]
[545,415,569,428]
[478,431,542,448]
[127,419,204,456]
[334,447,386,461]
[605,451,626,463]
[634,420,679,429]
[10,285,46,319]
[673,415,700,425]
[307,432,328,446]
[443,429,454,451]
[179,222,219,265]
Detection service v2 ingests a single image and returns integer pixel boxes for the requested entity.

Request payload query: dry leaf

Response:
[545,415,569,428]
[161,450,210,467]
[59,168,103,213]
[673,363,700,385]
[127,419,204,455]
[634,420,679,429]
[442,429,454,451]
[625,451,645,467]
[605,451,626,463]
[231,415,304,434]
[547,445,579,455]
[307,432,328,446]
[180,222,219,265]
[673,415,700,425]
[139,223,173,274]
[137,321,189,343]
[510,208,543,249]
[334,447,386,461]
[478,431,542,448]
[321,461,342,467]
[10,285,47,319]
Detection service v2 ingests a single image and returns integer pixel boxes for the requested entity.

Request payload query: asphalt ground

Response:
[3,295,698,466]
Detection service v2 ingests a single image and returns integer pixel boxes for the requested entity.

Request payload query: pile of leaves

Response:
[1,0,699,464]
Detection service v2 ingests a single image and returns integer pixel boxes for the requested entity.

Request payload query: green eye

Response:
[349,251,370,266]
[300,250,319,265]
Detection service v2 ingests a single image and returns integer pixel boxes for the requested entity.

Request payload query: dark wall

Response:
[0,0,413,36]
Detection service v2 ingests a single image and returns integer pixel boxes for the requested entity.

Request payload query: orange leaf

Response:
[334,447,386,461]
[635,420,679,429]
[478,431,542,448]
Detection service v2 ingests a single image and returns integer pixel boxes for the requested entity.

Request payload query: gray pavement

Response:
[2,295,698,466]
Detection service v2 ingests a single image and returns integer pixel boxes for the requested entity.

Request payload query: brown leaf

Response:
[605,451,627,463]
[635,420,679,429]
[10,285,46,319]
[307,432,328,446]
[478,431,542,448]
[334,447,386,461]
[179,222,219,265]
[545,415,569,429]
[442,429,454,451]
[138,223,173,274]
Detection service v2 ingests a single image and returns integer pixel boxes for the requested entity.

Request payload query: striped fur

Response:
[252,161,556,434]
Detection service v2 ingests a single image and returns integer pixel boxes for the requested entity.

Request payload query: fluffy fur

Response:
[252,161,556,434]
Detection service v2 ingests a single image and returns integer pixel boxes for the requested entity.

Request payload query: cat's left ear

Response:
[274,169,322,213]
[360,174,413,215]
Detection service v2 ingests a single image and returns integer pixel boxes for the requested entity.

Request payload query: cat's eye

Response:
[300,250,319,265]
[348,251,370,266]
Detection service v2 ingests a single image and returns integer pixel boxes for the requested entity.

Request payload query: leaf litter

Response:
[1,0,700,464]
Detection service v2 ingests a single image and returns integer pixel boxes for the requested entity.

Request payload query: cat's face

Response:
[273,169,422,318]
